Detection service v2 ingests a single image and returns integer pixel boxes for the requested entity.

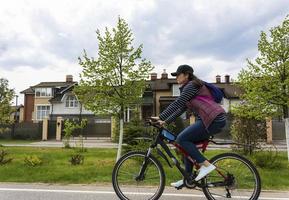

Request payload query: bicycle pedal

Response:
[175,184,184,190]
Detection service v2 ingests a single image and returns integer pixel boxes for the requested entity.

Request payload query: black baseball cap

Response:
[171,64,194,76]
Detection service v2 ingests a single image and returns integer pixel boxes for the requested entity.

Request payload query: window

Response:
[36,105,50,120]
[35,88,52,97]
[172,84,181,96]
[65,95,78,108]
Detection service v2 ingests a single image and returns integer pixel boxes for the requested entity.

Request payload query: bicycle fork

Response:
[135,148,153,181]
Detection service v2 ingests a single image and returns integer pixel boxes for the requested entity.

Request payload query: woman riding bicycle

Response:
[152,64,226,188]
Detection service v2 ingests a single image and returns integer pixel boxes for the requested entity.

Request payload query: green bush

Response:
[231,116,266,155]
[74,135,87,153]
[24,155,42,167]
[166,117,188,135]
[69,154,84,165]
[63,119,87,148]
[0,149,13,165]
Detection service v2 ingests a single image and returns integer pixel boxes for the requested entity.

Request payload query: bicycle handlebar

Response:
[146,118,163,128]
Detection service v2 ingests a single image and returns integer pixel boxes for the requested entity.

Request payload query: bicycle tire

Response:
[112,151,165,200]
[202,152,261,200]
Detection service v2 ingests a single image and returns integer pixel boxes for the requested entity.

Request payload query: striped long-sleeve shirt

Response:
[159,82,226,124]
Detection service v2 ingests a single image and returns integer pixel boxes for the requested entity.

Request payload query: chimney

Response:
[150,73,157,81]
[225,75,230,84]
[161,69,168,79]
[66,75,73,82]
[216,75,221,83]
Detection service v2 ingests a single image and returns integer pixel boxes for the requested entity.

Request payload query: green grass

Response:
[0,146,288,190]
[0,147,115,184]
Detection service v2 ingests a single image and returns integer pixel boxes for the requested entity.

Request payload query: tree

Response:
[75,17,153,160]
[0,78,14,133]
[231,15,289,154]
[237,15,289,119]
[231,102,267,154]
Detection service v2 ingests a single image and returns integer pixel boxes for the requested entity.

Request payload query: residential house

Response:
[21,75,111,137]
[141,70,242,120]
[21,75,79,122]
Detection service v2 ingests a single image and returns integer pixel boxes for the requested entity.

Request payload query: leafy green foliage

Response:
[122,110,156,153]
[75,135,87,153]
[0,78,14,133]
[165,117,188,135]
[24,155,42,167]
[231,15,289,154]
[231,117,266,155]
[69,154,84,165]
[236,15,289,118]
[63,119,87,148]
[75,17,154,117]
[0,149,13,165]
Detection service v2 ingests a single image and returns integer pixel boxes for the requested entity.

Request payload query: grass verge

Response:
[0,146,288,190]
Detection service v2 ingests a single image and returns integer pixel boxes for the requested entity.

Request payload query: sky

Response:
[0,0,288,105]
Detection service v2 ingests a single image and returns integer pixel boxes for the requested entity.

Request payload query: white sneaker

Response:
[195,164,216,181]
[170,179,184,188]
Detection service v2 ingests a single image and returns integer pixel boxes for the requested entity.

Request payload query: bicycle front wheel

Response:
[112,151,165,200]
[202,153,261,200]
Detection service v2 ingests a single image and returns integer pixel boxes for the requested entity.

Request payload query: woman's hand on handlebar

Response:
[149,117,166,127]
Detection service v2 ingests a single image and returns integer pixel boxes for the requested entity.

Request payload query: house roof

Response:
[20,87,34,94]
[32,81,77,88]
[49,86,76,103]
[20,81,77,94]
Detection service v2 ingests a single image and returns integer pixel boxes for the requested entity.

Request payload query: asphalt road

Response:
[0,183,288,200]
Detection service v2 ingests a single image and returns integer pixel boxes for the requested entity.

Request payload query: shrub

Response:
[63,119,87,148]
[69,154,84,165]
[231,116,266,155]
[24,155,42,167]
[0,149,13,165]
[75,135,87,153]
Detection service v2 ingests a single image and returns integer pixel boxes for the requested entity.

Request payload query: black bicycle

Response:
[112,119,261,200]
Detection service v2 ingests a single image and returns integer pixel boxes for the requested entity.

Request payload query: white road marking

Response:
[0,188,288,200]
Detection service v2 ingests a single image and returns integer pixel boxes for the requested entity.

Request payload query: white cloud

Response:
[0,0,288,104]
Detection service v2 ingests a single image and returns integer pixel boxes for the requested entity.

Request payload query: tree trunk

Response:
[283,105,289,119]
[116,106,124,161]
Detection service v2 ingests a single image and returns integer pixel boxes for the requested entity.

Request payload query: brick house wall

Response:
[24,94,34,122]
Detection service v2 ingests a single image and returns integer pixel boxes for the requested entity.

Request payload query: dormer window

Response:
[65,95,78,108]
[35,88,52,97]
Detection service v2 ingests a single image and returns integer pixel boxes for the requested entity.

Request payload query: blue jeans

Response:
[176,119,226,174]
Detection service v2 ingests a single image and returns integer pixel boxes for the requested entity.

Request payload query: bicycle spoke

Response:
[202,153,261,200]
[112,152,165,200]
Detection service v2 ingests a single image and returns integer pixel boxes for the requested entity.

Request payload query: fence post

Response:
[56,117,63,141]
[285,118,289,162]
[42,117,48,141]
[266,117,273,144]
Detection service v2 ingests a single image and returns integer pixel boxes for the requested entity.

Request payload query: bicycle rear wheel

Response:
[112,151,165,200]
[202,153,261,200]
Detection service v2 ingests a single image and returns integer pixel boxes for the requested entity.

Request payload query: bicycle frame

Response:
[141,123,229,188]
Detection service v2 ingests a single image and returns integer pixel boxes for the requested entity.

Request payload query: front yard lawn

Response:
[0,146,288,190]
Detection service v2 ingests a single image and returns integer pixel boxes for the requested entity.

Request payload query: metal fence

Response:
[0,122,42,140]
[272,119,286,140]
